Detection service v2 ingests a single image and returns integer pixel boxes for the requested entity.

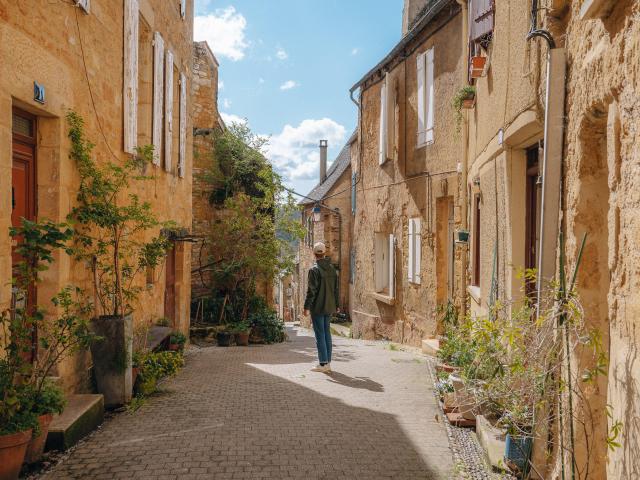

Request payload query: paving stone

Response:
[39,326,455,479]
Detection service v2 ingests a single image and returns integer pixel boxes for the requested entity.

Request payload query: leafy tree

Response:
[66,111,173,317]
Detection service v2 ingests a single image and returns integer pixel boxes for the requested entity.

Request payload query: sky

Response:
[193,0,404,196]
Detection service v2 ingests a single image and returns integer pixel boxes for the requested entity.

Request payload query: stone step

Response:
[475,415,508,470]
[421,338,440,356]
[45,394,104,451]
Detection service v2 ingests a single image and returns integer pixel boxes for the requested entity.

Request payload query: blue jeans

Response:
[311,314,332,364]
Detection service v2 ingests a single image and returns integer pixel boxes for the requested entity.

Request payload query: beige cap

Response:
[313,242,326,255]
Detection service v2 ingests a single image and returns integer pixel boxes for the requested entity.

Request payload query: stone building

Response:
[348,0,465,344]
[0,0,193,393]
[191,41,223,303]
[298,135,355,326]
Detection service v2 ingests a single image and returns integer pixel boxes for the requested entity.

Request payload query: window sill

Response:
[467,285,482,305]
[369,292,395,305]
[416,141,434,150]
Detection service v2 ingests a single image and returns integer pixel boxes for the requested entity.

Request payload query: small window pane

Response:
[12,113,33,137]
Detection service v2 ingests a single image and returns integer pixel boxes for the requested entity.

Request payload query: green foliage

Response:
[169,331,187,345]
[197,122,304,325]
[248,299,285,344]
[66,111,173,317]
[31,380,66,416]
[229,321,250,334]
[138,351,184,382]
[452,85,476,133]
[0,360,38,436]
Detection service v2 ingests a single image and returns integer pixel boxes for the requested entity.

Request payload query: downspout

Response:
[455,0,469,316]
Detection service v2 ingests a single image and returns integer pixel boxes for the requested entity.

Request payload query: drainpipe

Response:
[455,0,469,316]
[319,140,328,184]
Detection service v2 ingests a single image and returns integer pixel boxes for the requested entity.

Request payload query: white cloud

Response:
[276,48,288,60]
[218,80,224,90]
[194,7,248,61]
[279,80,299,91]
[259,78,265,84]
[263,118,346,185]
[222,98,232,109]
[220,112,246,126]
[351,47,360,55]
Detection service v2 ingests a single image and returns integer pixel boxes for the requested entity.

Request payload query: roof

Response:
[299,131,357,206]
[350,0,454,93]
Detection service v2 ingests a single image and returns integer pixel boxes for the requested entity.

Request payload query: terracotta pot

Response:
[168,343,180,351]
[462,97,475,109]
[0,429,32,480]
[470,56,487,78]
[24,414,54,464]
[235,332,250,346]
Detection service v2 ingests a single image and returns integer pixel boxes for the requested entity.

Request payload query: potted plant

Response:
[168,331,187,351]
[452,86,477,134]
[216,328,233,347]
[66,112,173,407]
[232,322,251,346]
[470,55,487,78]
[24,380,65,464]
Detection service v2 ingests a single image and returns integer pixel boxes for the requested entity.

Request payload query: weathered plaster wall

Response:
[0,0,193,392]
[351,8,464,345]
[561,2,639,478]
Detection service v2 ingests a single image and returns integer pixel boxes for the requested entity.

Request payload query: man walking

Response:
[304,242,339,373]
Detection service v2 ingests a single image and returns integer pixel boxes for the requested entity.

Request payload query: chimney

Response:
[402,0,429,35]
[319,140,328,183]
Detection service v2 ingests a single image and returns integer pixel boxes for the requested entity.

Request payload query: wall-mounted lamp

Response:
[313,204,322,222]
[473,177,480,187]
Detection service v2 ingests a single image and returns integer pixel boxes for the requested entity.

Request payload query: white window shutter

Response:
[378,80,387,165]
[179,72,187,178]
[123,0,139,155]
[417,52,426,146]
[386,73,395,160]
[389,234,395,298]
[408,219,414,281]
[180,0,186,18]
[164,50,174,173]
[75,0,90,14]
[414,218,422,284]
[426,47,435,144]
[152,32,164,166]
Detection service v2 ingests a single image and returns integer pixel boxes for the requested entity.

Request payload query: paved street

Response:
[44,326,453,479]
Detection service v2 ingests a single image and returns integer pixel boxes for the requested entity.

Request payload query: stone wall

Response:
[351,6,465,345]
[0,0,194,393]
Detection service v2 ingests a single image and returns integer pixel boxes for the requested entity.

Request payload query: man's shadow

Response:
[325,371,384,393]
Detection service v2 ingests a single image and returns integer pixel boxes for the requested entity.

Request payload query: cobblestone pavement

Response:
[43,326,454,479]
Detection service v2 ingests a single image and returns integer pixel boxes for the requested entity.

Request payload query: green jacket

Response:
[304,257,339,315]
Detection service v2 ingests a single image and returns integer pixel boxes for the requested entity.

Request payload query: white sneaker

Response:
[311,364,329,372]
[325,363,332,372]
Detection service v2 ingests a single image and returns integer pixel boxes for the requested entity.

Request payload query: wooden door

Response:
[525,146,541,297]
[164,245,176,325]
[12,108,38,361]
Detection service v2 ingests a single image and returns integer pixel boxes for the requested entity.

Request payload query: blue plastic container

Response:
[505,434,532,473]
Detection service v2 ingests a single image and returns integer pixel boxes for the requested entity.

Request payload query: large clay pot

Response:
[235,332,250,346]
[90,315,133,407]
[24,414,53,464]
[0,429,32,480]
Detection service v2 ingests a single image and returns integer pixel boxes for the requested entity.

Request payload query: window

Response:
[379,73,396,165]
[374,233,395,297]
[180,0,186,19]
[351,172,357,214]
[408,217,422,284]
[472,195,481,287]
[579,0,616,20]
[525,145,542,296]
[469,0,494,44]
[164,50,174,173]
[306,215,314,247]
[416,48,434,146]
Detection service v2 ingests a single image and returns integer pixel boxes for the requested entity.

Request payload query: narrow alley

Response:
[41,327,453,480]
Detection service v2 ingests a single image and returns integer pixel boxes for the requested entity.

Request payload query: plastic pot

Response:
[0,429,32,480]
[505,434,532,474]
[217,332,232,347]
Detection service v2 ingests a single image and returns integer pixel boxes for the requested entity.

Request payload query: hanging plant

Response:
[452,85,476,133]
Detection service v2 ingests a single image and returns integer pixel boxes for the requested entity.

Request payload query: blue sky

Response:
[194,0,404,195]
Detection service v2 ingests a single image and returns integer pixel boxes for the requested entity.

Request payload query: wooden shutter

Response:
[414,218,421,284]
[389,234,395,298]
[417,52,426,146]
[351,172,357,214]
[180,0,186,18]
[408,219,415,281]
[123,0,139,155]
[375,233,385,292]
[152,32,164,166]
[75,0,90,14]
[178,72,187,178]
[470,0,494,41]
[164,50,174,173]
[378,80,387,165]
[386,74,395,161]
[426,48,435,144]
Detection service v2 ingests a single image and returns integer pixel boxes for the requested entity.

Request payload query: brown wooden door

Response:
[12,108,38,361]
[164,246,176,326]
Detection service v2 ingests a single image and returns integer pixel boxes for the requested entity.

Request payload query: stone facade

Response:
[0,0,193,393]
[350,1,465,345]
[298,137,355,327]
[191,41,223,302]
